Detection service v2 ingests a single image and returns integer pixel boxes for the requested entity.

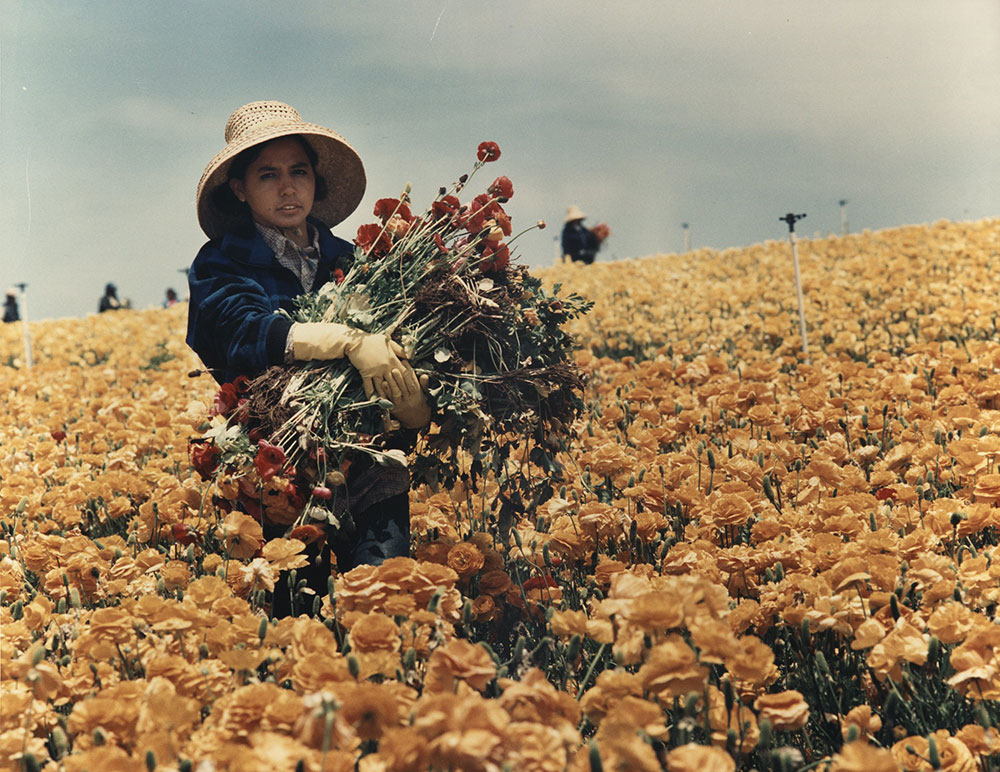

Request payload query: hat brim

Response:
[196,121,366,240]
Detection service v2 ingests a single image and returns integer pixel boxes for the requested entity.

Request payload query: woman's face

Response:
[229,137,316,235]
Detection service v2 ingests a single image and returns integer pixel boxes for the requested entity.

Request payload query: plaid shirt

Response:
[254,221,321,292]
[251,222,321,362]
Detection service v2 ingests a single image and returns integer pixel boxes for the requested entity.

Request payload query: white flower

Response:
[239,558,276,592]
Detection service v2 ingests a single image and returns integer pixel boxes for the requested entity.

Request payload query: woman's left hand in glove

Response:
[386,362,431,429]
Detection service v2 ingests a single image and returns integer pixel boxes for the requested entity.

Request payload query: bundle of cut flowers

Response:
[192,142,592,533]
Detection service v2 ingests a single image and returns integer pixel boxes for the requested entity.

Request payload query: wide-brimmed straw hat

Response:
[196,101,366,240]
[565,205,587,223]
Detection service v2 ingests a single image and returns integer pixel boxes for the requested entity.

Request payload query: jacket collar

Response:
[219,216,344,268]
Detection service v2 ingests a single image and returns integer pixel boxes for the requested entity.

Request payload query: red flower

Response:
[289,524,326,547]
[432,195,461,220]
[172,523,199,546]
[463,193,499,234]
[189,441,221,478]
[373,197,413,223]
[355,223,393,257]
[875,487,896,501]
[480,243,510,273]
[493,209,512,237]
[477,141,501,162]
[590,222,611,242]
[51,430,67,442]
[522,574,558,591]
[333,268,345,284]
[211,382,241,416]
[232,375,251,394]
[254,439,287,481]
[487,176,513,199]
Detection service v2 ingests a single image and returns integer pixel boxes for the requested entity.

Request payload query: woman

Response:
[187,101,429,617]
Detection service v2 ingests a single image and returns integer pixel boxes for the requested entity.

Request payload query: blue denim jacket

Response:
[186,217,354,384]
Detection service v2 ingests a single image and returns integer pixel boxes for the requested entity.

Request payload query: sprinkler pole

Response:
[839,199,848,235]
[779,213,809,364]
[15,283,33,368]
[682,222,690,252]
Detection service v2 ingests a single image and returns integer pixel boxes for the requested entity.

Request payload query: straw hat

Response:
[196,101,366,240]
[565,205,587,223]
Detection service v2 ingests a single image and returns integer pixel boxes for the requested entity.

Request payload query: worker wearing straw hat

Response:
[561,205,607,264]
[187,100,429,616]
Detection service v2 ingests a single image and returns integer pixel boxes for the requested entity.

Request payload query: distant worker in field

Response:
[99,283,122,313]
[163,288,179,308]
[3,289,19,323]
[561,205,610,264]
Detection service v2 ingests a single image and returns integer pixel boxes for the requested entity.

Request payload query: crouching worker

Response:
[186,101,430,618]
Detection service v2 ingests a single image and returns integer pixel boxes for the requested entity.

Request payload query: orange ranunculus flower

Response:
[221,511,264,559]
[625,590,685,633]
[186,574,232,608]
[60,746,146,772]
[349,612,400,653]
[638,635,708,701]
[424,638,497,693]
[829,740,899,772]
[841,704,882,740]
[711,493,753,527]
[371,726,430,771]
[927,602,978,645]
[262,537,310,571]
[725,634,776,685]
[497,667,581,729]
[160,559,191,590]
[471,593,498,622]
[334,681,414,741]
[891,730,976,772]
[550,609,588,639]
[753,690,810,731]
[447,541,485,579]
[706,683,759,752]
[666,743,736,772]
[954,724,1000,757]
[689,617,739,664]
[591,719,661,772]
[579,668,643,724]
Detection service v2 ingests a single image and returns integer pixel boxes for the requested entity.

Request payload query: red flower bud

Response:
[51,430,67,442]
[312,486,333,500]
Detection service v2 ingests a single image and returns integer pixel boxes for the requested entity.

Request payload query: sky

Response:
[1,0,998,321]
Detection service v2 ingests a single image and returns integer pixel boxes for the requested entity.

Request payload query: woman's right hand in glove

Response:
[291,322,407,399]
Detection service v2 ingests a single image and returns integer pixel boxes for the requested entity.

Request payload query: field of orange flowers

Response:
[3,217,1000,772]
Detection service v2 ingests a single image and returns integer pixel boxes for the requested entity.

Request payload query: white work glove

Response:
[291,322,407,400]
[386,364,431,429]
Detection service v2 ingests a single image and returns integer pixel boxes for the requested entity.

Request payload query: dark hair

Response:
[209,135,328,218]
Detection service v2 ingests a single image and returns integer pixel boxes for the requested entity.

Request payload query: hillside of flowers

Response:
[3,217,1000,771]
